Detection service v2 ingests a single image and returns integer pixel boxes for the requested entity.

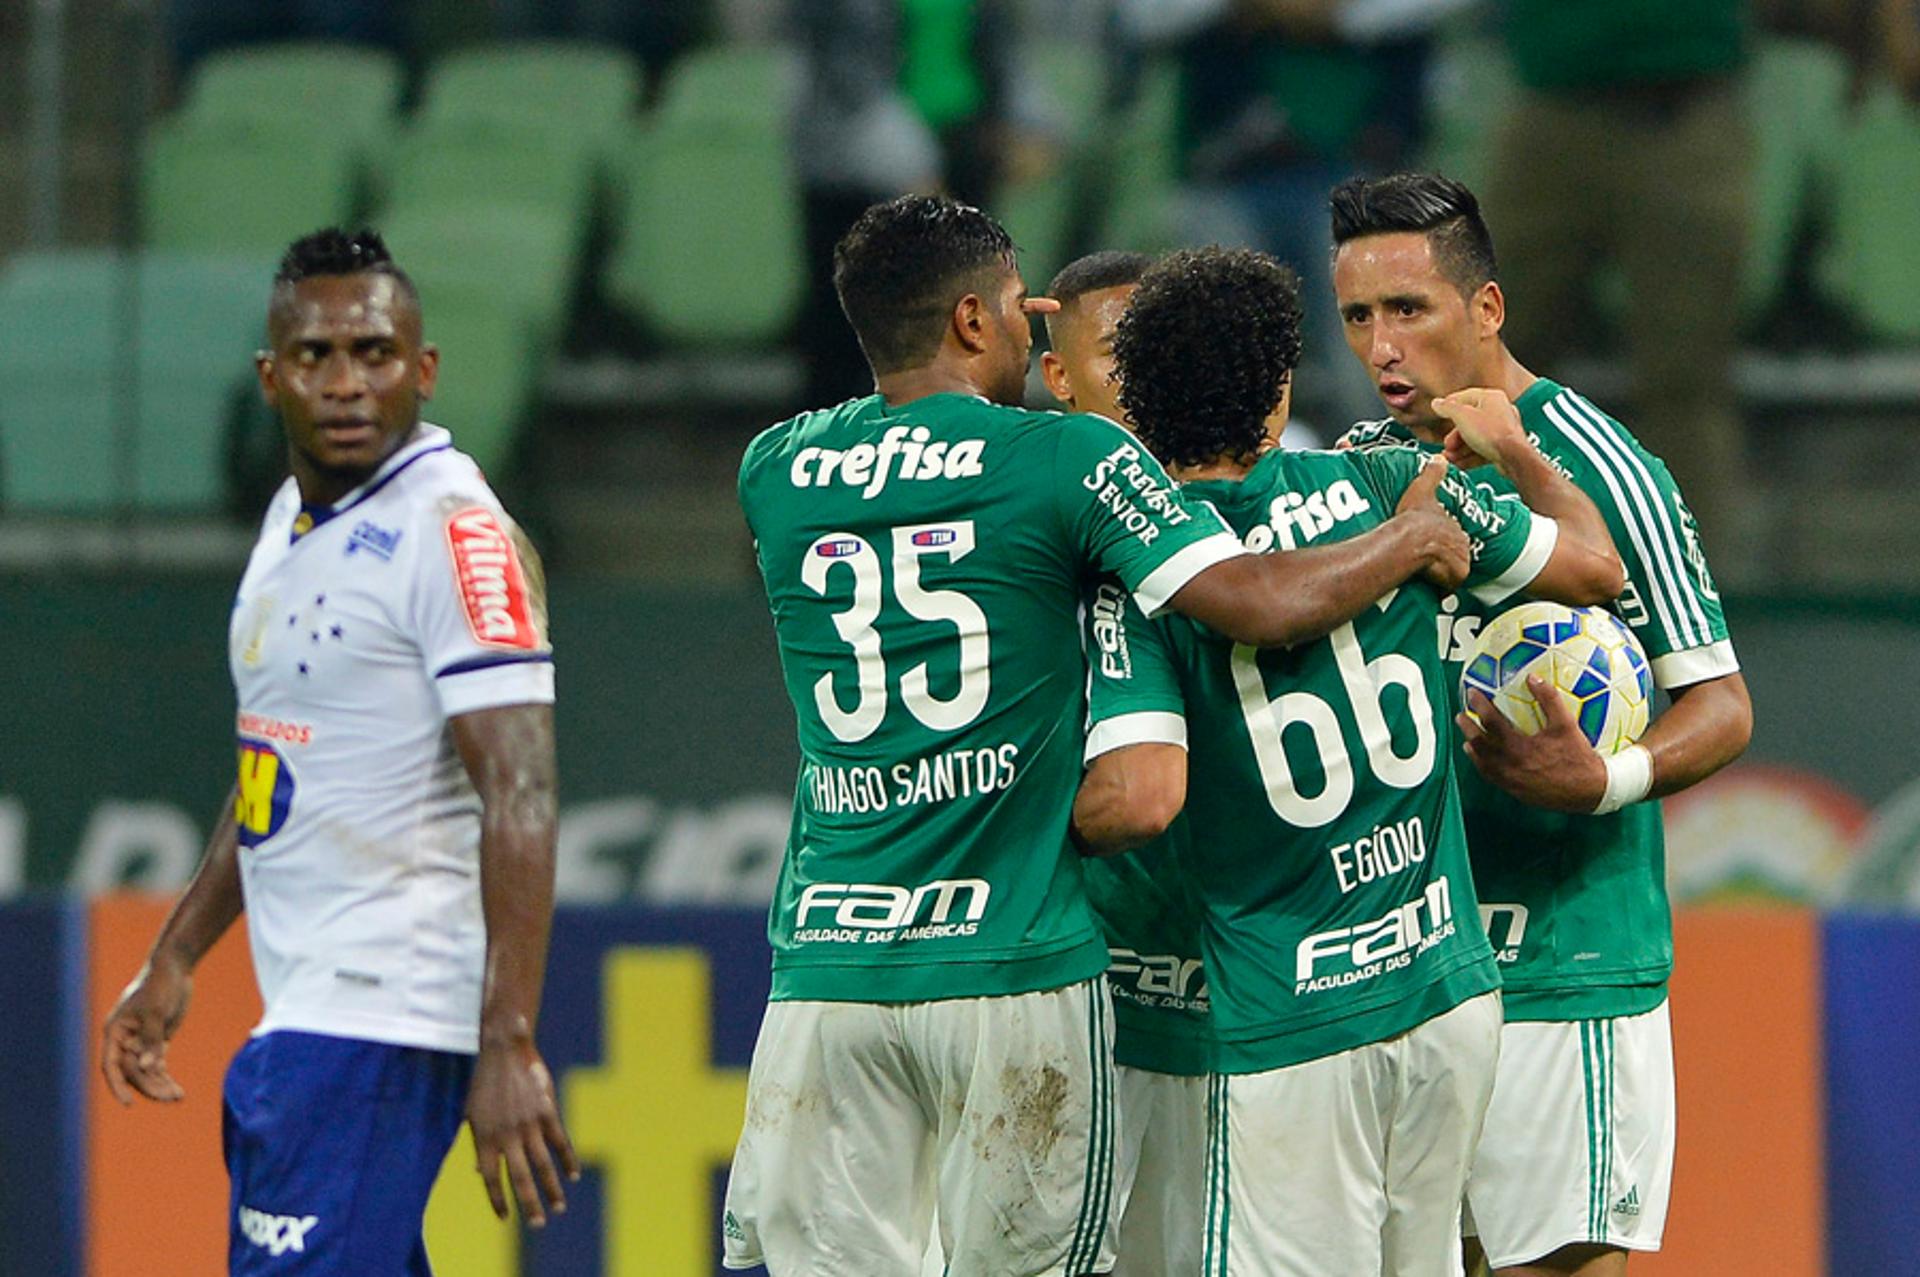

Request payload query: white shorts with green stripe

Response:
[721,978,1119,1276]
[1110,1066,1207,1277]
[1463,999,1675,1269]
[1202,991,1501,1277]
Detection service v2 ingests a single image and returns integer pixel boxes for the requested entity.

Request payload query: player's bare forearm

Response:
[1643,672,1752,799]
[452,704,559,1044]
[1499,447,1624,604]
[147,787,245,975]
[451,702,579,1225]
[1072,743,1187,855]
[1170,512,1464,648]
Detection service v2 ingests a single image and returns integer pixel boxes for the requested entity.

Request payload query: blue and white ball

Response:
[1460,601,1652,755]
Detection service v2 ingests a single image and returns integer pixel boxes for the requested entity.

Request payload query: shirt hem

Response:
[771,934,1110,1003]
[1650,639,1738,690]
[253,1010,478,1055]
[1212,957,1501,1074]
[1134,533,1247,618]
[1085,711,1187,762]
[1470,514,1559,607]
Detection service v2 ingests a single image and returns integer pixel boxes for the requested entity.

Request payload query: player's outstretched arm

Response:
[1167,455,1472,648]
[1071,743,1187,857]
[1459,671,1752,812]
[452,703,581,1229]
[99,786,245,1106]
[1434,389,1624,605]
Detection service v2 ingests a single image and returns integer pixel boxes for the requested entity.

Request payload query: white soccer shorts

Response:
[1464,999,1675,1269]
[1110,1065,1207,1277]
[1203,991,1502,1277]
[722,978,1118,1277]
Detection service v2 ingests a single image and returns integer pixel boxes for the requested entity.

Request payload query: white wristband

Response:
[1594,744,1653,815]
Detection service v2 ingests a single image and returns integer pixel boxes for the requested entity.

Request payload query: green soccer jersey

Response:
[1340,378,1739,1021]
[1081,820,1211,1076]
[739,394,1247,1003]
[1087,446,1557,1074]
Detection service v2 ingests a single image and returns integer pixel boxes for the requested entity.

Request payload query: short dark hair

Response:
[832,195,1018,375]
[1113,247,1302,470]
[274,226,417,299]
[1329,172,1497,296]
[1047,251,1154,309]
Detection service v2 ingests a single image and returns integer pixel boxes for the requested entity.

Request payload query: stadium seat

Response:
[653,42,800,129]
[0,250,269,514]
[415,283,540,476]
[143,119,363,255]
[181,43,404,144]
[418,40,640,154]
[1743,38,1850,323]
[378,202,577,340]
[605,121,804,347]
[380,119,599,253]
[1821,84,1920,342]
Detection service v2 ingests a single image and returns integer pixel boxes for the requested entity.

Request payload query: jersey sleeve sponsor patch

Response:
[443,506,539,650]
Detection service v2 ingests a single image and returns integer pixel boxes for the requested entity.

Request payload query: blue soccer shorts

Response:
[222,1029,475,1275]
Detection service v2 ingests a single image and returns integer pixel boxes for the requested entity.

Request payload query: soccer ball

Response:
[1459,601,1652,755]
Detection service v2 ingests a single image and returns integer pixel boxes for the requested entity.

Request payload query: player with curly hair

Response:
[1073,246,1623,1276]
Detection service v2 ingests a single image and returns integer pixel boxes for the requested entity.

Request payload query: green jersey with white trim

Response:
[1082,575,1211,1075]
[1086,445,1555,1072]
[740,394,1246,1003]
[1340,377,1739,1021]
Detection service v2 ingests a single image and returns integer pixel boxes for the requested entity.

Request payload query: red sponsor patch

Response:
[445,506,537,649]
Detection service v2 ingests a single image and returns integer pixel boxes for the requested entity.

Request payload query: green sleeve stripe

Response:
[1543,393,1712,651]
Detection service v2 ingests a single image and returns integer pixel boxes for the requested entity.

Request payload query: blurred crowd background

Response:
[3,0,1920,593]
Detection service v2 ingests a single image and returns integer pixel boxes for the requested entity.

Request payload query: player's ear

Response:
[1040,350,1072,407]
[1477,280,1505,339]
[416,343,440,401]
[952,292,990,355]
[254,351,278,406]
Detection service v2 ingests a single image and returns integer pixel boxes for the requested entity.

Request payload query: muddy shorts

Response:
[722,978,1117,1276]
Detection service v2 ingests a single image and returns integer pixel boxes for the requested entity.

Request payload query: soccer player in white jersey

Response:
[99,229,578,1275]
[1329,174,1753,1277]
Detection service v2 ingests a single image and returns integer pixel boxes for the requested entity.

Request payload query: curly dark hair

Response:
[832,194,1018,374]
[270,227,418,339]
[274,226,416,296]
[1329,172,1497,296]
[1112,247,1302,470]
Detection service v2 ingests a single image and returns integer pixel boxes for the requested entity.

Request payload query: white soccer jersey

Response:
[227,425,554,1054]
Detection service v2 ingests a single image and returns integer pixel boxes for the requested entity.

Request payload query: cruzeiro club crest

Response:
[235,738,296,847]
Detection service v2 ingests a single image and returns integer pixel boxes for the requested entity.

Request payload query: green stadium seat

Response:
[606,121,804,347]
[1821,84,1920,342]
[419,40,640,153]
[182,43,403,145]
[378,202,577,339]
[0,250,269,513]
[415,282,541,476]
[653,42,800,129]
[143,119,362,255]
[380,119,599,249]
[1744,38,1850,323]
